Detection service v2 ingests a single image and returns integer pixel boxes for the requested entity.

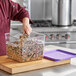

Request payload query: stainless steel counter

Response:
[0,45,76,76]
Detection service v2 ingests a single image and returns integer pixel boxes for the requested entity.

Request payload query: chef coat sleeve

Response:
[9,0,32,23]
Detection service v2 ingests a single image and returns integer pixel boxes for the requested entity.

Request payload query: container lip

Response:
[20,31,45,36]
[13,31,45,39]
[32,31,45,36]
[5,31,45,44]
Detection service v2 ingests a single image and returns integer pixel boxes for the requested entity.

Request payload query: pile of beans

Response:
[6,35,44,62]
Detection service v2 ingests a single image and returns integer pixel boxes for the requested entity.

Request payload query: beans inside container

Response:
[6,33,44,62]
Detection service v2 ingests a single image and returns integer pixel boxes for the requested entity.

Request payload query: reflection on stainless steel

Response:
[52,0,72,26]
[58,0,72,26]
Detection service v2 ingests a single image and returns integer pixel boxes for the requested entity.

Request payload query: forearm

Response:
[22,17,29,25]
[22,17,32,35]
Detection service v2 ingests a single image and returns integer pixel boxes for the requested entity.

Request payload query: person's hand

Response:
[23,23,32,35]
[22,18,32,35]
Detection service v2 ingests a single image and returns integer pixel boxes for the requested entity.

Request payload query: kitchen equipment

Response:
[11,0,76,49]
[6,32,45,62]
[44,49,76,61]
[0,56,70,74]
[52,0,72,26]
[31,26,76,49]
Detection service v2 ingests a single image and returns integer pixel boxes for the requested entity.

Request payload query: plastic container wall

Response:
[6,32,45,62]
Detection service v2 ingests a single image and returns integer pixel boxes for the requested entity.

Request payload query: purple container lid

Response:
[43,49,76,61]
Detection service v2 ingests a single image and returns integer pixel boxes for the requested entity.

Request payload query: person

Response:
[0,0,32,56]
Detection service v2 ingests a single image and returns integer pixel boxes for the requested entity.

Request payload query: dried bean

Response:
[6,35,44,62]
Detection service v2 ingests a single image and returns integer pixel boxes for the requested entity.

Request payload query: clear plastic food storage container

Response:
[5,31,45,62]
